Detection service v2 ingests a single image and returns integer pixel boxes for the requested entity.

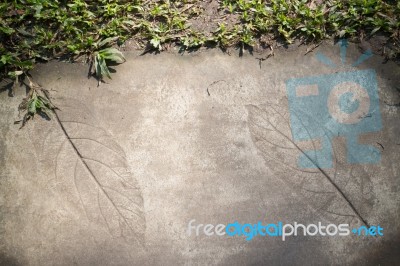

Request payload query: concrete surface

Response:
[0,41,399,265]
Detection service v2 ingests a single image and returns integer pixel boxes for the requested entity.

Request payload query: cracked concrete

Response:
[0,41,399,265]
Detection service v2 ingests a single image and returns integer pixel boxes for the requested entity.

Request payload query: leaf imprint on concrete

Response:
[53,99,145,244]
[246,104,374,226]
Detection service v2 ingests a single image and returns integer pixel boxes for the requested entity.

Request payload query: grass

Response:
[1,0,399,125]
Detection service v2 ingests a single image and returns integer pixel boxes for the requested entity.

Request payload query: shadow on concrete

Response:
[362,236,400,265]
[0,80,15,97]
[0,252,21,266]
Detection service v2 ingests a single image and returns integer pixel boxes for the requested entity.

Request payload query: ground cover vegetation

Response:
[0,0,399,125]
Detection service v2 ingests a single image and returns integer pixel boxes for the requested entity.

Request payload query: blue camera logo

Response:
[286,40,382,169]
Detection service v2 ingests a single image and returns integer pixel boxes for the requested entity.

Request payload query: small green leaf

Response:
[99,57,111,79]
[370,27,381,35]
[97,37,119,48]
[95,55,102,79]
[1,54,13,65]
[150,38,161,50]
[100,48,125,63]
[8,70,23,78]
[28,98,37,114]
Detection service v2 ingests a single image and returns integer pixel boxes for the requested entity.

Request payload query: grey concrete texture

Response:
[0,41,399,265]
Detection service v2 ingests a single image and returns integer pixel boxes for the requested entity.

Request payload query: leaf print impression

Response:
[246,103,374,226]
[52,99,145,245]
